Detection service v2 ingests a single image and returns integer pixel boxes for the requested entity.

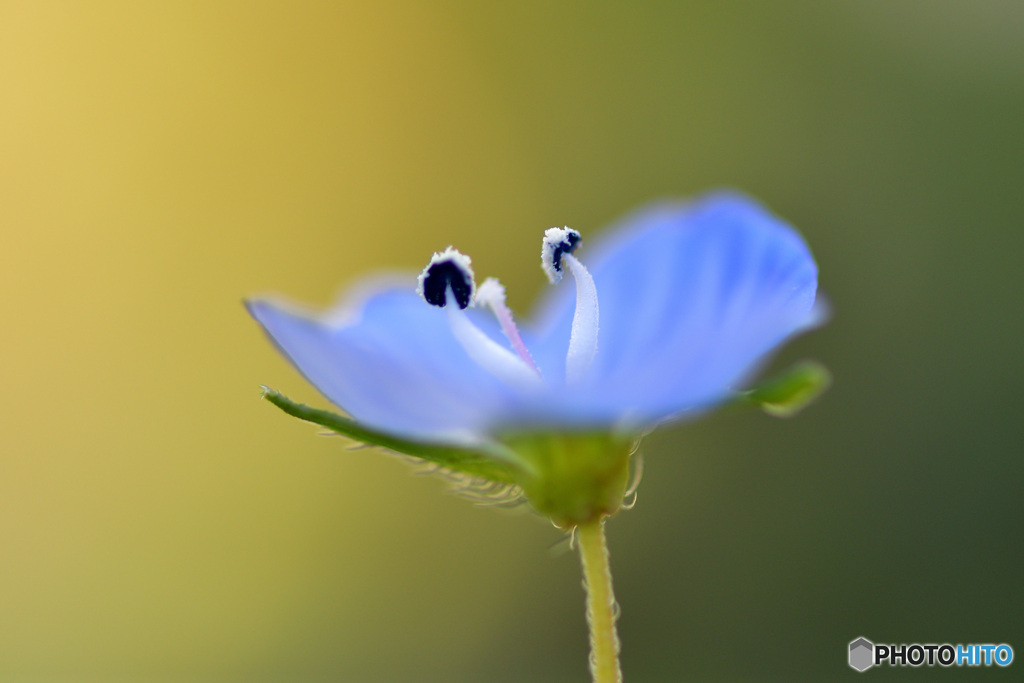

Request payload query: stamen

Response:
[564,254,599,384]
[475,278,541,374]
[542,227,599,384]
[417,247,475,309]
[445,289,543,391]
[541,227,582,284]
[418,250,541,390]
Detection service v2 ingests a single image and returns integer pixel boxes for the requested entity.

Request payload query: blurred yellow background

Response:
[2,1,1022,680]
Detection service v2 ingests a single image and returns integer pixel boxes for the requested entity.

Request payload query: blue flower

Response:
[247,192,825,524]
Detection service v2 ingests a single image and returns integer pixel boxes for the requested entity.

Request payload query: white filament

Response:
[564,254,599,384]
[445,288,543,392]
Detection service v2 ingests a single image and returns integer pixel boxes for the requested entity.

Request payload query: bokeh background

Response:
[2,1,1022,680]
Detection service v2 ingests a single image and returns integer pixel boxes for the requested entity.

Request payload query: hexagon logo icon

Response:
[849,637,874,672]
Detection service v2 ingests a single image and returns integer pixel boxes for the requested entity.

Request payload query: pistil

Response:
[445,289,543,391]
[475,278,541,374]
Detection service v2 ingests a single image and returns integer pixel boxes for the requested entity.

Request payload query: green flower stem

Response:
[577,517,622,683]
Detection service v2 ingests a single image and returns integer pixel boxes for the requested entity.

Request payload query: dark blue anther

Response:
[550,230,581,274]
[422,259,473,309]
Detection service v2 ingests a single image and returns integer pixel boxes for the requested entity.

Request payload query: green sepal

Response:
[742,360,832,417]
[259,387,521,484]
[502,432,635,527]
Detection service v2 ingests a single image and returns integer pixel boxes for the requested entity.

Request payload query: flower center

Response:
[418,229,600,387]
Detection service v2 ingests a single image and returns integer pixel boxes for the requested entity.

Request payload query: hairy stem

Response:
[577,517,622,683]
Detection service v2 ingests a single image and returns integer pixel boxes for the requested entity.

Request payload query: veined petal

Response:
[531,192,820,426]
[246,278,519,443]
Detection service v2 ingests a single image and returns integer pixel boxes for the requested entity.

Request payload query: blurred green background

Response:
[2,1,1021,680]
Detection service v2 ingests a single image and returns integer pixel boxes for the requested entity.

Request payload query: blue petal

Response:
[250,193,821,440]
[530,192,820,426]
[247,278,518,443]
